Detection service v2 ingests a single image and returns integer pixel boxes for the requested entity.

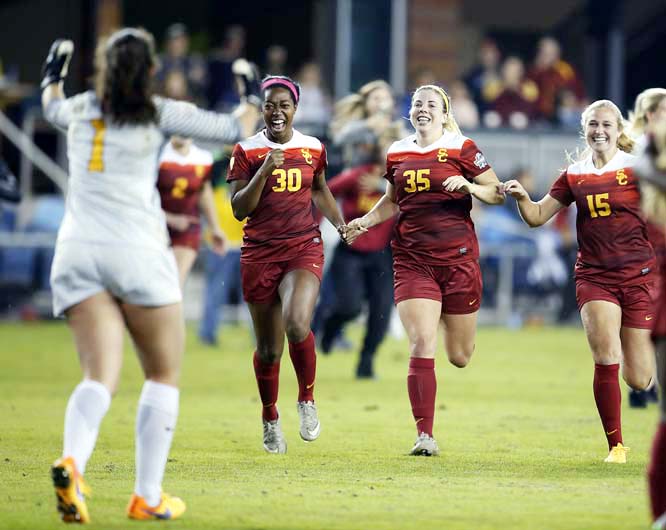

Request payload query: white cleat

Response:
[297,401,321,442]
[409,432,440,456]
[262,418,287,454]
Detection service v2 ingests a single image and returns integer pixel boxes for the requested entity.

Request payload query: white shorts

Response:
[51,241,181,317]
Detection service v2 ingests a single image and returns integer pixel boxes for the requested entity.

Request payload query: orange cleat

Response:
[127,492,186,521]
[51,456,90,523]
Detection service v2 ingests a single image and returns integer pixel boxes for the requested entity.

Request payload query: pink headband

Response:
[261,78,299,104]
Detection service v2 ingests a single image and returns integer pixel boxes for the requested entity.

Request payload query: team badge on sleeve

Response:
[474,152,488,170]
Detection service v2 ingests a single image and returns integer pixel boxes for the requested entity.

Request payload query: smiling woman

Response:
[504,99,657,464]
[226,75,347,454]
[344,84,505,456]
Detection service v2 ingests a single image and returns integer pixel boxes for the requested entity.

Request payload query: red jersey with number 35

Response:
[227,129,326,262]
[548,150,655,285]
[384,131,490,264]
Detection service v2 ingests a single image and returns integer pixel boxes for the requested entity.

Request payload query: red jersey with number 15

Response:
[384,131,491,264]
[548,150,655,285]
[227,129,326,262]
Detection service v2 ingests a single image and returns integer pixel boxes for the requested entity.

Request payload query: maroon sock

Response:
[253,352,280,421]
[288,331,316,402]
[407,357,437,437]
[593,363,622,449]
[649,422,666,520]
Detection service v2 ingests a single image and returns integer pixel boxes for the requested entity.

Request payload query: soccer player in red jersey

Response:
[504,99,657,464]
[632,98,666,526]
[157,136,225,288]
[228,76,347,453]
[346,85,505,456]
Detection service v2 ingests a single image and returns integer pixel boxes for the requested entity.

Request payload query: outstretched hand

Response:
[502,180,529,200]
[41,39,74,89]
[344,218,369,245]
[232,58,262,108]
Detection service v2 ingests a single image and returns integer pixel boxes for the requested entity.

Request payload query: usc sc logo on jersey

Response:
[616,169,627,186]
[301,148,313,165]
[195,165,205,178]
[437,148,448,163]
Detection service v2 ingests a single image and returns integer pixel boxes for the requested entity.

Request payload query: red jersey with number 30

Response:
[384,131,490,264]
[227,129,326,262]
[548,150,655,285]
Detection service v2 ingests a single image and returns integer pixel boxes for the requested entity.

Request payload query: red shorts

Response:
[393,258,482,314]
[169,227,201,251]
[241,243,324,305]
[576,278,657,329]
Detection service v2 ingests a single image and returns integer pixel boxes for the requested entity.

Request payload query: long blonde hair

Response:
[330,80,393,136]
[412,85,462,135]
[629,88,666,137]
[572,100,634,162]
[641,120,666,224]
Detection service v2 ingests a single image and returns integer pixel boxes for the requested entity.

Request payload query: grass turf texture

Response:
[0,322,655,529]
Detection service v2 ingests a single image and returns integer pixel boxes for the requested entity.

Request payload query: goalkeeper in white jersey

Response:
[41,28,259,523]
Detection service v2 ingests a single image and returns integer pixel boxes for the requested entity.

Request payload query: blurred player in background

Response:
[346,85,505,456]
[228,76,347,454]
[41,28,259,522]
[156,70,225,288]
[504,99,656,464]
[627,88,666,407]
[634,119,666,529]
[318,133,398,379]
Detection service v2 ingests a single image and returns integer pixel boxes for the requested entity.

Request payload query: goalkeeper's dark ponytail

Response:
[95,28,157,125]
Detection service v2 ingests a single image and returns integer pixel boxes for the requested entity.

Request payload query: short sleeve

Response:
[227,144,251,182]
[384,157,396,185]
[459,139,491,179]
[548,171,574,206]
[315,143,328,176]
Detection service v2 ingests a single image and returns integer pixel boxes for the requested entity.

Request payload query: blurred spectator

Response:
[156,23,207,105]
[208,25,246,111]
[330,80,406,167]
[485,56,538,129]
[198,174,245,346]
[449,80,479,130]
[556,89,584,130]
[264,45,289,76]
[527,36,585,123]
[293,61,331,137]
[162,69,189,101]
[463,37,502,114]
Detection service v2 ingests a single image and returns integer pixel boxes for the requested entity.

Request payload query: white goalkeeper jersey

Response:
[44,91,240,250]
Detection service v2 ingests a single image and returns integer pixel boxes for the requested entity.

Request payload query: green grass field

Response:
[0,321,657,529]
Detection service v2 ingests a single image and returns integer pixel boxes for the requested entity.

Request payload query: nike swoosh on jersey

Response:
[257,152,268,159]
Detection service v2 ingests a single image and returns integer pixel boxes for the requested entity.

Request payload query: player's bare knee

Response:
[625,372,652,391]
[409,337,436,358]
[256,347,281,364]
[448,348,473,368]
[284,319,310,344]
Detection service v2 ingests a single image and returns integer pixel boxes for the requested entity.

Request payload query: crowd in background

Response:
[0,22,591,337]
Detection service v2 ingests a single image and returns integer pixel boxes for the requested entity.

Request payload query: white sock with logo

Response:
[134,380,179,507]
[63,379,111,475]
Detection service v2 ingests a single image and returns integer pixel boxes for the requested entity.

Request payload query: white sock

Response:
[62,380,111,475]
[134,380,179,507]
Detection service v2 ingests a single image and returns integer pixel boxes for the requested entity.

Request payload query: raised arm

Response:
[40,40,73,126]
[504,180,565,227]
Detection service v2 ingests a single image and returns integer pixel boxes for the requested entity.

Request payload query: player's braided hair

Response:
[95,28,157,125]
